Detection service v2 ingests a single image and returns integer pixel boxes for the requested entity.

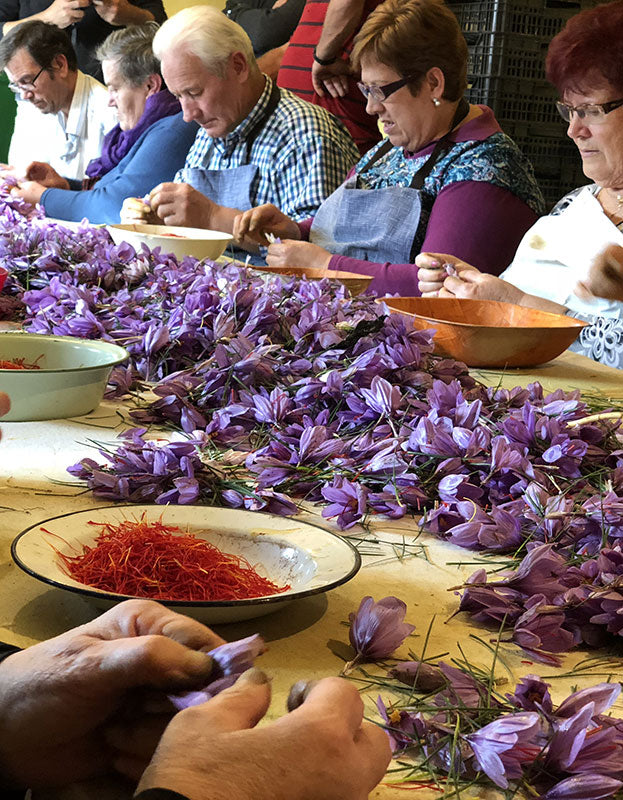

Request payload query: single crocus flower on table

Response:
[343,595,415,674]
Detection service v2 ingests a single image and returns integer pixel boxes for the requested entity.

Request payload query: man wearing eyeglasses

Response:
[0,20,115,180]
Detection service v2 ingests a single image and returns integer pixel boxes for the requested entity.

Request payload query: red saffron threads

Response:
[54,517,291,601]
[0,354,44,370]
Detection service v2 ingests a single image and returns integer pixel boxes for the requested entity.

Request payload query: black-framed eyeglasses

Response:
[555,97,623,124]
[8,65,46,95]
[357,75,415,103]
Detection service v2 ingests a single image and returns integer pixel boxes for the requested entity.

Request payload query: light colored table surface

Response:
[1,349,621,799]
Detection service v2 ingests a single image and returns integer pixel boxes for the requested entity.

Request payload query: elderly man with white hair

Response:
[122,5,359,249]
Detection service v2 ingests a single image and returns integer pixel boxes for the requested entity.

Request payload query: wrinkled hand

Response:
[120,196,160,225]
[41,0,89,28]
[149,183,218,229]
[267,239,332,270]
[233,203,300,247]
[416,252,478,296]
[0,599,223,789]
[416,252,525,304]
[25,161,70,190]
[11,180,46,206]
[311,59,352,98]
[138,674,391,800]
[575,243,623,302]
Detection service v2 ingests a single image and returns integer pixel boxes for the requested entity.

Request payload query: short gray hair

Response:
[96,22,161,86]
[152,6,255,78]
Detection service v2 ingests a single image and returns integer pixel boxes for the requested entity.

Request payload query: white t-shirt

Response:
[8,70,116,181]
[501,184,623,319]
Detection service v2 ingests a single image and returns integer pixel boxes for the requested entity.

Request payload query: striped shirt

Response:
[176,76,359,221]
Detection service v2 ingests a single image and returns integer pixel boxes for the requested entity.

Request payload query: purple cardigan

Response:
[297,108,541,296]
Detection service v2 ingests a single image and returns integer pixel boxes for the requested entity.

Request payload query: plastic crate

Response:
[466,75,566,133]
[448,0,589,39]
[538,173,589,209]
[465,31,549,81]
[506,132,582,176]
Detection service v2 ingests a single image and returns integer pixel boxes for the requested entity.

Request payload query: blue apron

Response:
[178,83,281,264]
[310,98,470,264]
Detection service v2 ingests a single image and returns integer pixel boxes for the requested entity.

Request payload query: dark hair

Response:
[546,0,623,96]
[96,22,162,86]
[0,20,77,72]
[351,0,468,101]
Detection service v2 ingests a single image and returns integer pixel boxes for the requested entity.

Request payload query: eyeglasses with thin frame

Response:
[357,75,415,103]
[555,97,623,124]
[7,65,46,95]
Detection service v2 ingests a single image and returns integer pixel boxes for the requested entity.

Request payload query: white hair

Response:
[153,6,255,77]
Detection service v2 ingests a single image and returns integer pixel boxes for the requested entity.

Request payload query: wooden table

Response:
[0,350,621,799]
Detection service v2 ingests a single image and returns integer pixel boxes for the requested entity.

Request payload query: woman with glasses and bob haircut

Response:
[234,0,544,296]
[416,0,623,369]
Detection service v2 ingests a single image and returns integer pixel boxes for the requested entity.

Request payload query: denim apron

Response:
[310,98,469,264]
[177,83,281,263]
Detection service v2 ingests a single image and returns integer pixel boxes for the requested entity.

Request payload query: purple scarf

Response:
[86,89,181,179]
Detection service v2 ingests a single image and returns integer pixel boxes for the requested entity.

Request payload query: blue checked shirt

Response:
[175,77,359,221]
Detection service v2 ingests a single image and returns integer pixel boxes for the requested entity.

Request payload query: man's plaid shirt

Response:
[175,77,359,221]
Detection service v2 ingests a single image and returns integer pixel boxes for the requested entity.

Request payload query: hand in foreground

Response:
[233,203,300,247]
[311,59,352,98]
[576,243,623,302]
[0,599,223,789]
[266,239,332,270]
[138,673,391,800]
[415,252,480,296]
[11,180,47,207]
[41,0,89,28]
[149,183,217,229]
[25,161,70,190]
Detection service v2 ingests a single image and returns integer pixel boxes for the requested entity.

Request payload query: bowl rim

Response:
[379,297,588,330]
[0,332,129,373]
[108,223,234,243]
[11,504,362,608]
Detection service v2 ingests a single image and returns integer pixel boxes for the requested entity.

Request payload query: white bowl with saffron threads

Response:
[11,504,362,624]
[107,223,233,262]
[0,332,128,421]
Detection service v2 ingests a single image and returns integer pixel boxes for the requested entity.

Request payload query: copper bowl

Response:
[380,297,587,368]
[256,265,372,296]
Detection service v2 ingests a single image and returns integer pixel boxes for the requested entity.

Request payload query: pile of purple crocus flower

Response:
[1,186,623,662]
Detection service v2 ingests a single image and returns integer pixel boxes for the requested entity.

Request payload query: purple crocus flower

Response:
[555,683,621,720]
[544,775,623,800]
[345,595,414,671]
[321,476,368,529]
[376,696,425,753]
[387,660,446,692]
[507,674,553,714]
[467,712,545,788]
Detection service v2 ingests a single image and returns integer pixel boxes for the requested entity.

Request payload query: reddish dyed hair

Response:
[546,0,623,96]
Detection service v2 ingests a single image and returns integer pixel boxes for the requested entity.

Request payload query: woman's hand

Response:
[120,196,160,225]
[576,243,623,302]
[416,252,477,296]
[24,161,70,190]
[266,240,332,270]
[233,204,300,247]
[11,181,46,206]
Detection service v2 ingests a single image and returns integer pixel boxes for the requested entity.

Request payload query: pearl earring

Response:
[432,97,441,107]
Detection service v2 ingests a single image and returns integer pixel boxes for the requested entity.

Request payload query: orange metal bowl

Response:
[256,265,372,296]
[380,297,587,368]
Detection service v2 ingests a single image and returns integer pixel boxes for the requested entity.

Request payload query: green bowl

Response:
[0,333,128,421]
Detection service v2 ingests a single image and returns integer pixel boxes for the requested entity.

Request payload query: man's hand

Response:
[25,162,70,190]
[266,239,332,270]
[233,203,300,247]
[149,183,218,229]
[311,59,351,98]
[41,0,89,28]
[0,599,223,789]
[92,0,154,25]
[138,674,391,800]
[576,244,623,302]
[256,44,287,80]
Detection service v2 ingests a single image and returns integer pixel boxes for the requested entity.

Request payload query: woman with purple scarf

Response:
[15,22,198,223]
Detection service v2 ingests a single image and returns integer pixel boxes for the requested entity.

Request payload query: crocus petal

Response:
[544,775,623,800]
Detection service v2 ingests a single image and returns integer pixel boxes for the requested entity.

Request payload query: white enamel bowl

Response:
[108,223,233,262]
[12,505,361,624]
[0,332,128,421]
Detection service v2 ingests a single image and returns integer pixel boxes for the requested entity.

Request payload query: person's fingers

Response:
[0,392,11,417]
[418,282,443,295]
[105,713,170,761]
[417,267,446,283]
[289,677,365,735]
[420,289,441,297]
[573,280,596,302]
[354,721,393,790]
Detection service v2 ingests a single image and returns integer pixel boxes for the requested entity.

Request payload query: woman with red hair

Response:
[416,0,623,369]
